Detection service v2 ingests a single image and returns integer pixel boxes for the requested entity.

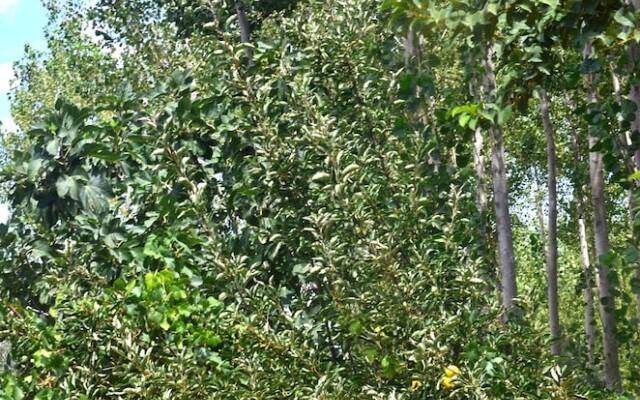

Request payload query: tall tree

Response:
[568,99,598,367]
[468,63,491,285]
[539,88,561,356]
[482,44,518,314]
[626,0,640,324]
[584,41,622,391]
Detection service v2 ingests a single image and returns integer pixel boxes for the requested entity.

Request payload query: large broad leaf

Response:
[55,175,80,200]
[45,138,60,156]
[30,239,53,260]
[79,176,110,213]
[83,143,122,162]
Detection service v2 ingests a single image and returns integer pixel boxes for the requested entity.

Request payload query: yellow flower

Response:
[441,365,460,390]
[410,379,422,392]
[444,365,461,378]
[441,376,456,389]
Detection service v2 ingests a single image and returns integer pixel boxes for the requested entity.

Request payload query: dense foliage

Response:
[1,0,640,398]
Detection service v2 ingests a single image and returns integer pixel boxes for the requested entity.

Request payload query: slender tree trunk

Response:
[468,62,492,287]
[612,60,640,325]
[611,68,635,155]
[584,42,622,391]
[611,68,636,224]
[628,0,640,324]
[235,2,252,62]
[474,125,489,254]
[534,172,547,257]
[466,50,499,299]
[539,88,561,356]
[482,44,518,314]
[568,107,598,368]
[578,198,598,367]
[404,29,418,68]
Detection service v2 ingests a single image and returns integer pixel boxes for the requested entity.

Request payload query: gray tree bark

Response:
[0,341,11,373]
[235,2,252,62]
[404,29,418,68]
[584,42,622,391]
[627,0,640,325]
[568,111,598,368]
[533,172,547,257]
[474,125,489,255]
[578,199,598,367]
[468,63,492,286]
[539,88,561,356]
[482,44,518,314]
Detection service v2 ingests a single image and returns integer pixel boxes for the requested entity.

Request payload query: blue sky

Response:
[0,0,48,132]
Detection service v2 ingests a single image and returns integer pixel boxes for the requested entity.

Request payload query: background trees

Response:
[1,0,640,398]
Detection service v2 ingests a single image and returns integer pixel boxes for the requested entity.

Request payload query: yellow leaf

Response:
[441,376,456,389]
[444,364,460,377]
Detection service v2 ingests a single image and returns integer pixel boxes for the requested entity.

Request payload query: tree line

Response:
[0,0,640,398]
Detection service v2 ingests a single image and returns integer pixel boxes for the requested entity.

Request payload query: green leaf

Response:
[79,176,110,212]
[381,356,399,378]
[145,272,157,290]
[83,144,122,161]
[450,104,479,116]
[190,275,203,288]
[207,334,222,347]
[113,278,126,291]
[614,9,636,28]
[45,138,60,156]
[310,171,331,183]
[459,113,472,128]
[31,240,53,260]
[497,106,513,126]
[599,251,616,267]
[55,175,80,200]
[159,317,171,331]
[349,321,364,336]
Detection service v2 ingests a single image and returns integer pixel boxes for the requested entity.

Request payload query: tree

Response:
[567,97,598,367]
[3,0,640,398]
[481,43,519,314]
[538,87,561,356]
[584,40,622,391]
[626,0,640,324]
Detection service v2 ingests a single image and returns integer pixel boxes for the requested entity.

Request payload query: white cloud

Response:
[0,203,10,225]
[0,0,17,15]
[0,63,15,93]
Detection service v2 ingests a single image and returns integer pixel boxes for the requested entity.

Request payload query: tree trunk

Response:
[568,106,598,368]
[235,2,252,62]
[578,198,598,367]
[404,29,418,68]
[612,57,640,325]
[482,44,518,314]
[468,61,492,287]
[584,42,622,391]
[474,125,489,254]
[539,88,561,356]
[534,172,547,257]
[628,0,640,325]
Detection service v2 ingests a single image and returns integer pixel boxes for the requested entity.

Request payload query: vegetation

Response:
[1,0,640,398]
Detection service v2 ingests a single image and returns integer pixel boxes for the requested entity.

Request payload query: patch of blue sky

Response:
[0,0,48,130]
